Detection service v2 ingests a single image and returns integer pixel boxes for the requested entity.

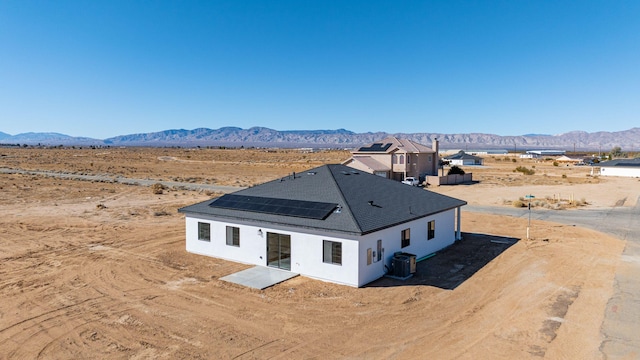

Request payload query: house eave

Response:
[179,209,365,236]
[179,202,467,237]
[360,202,466,235]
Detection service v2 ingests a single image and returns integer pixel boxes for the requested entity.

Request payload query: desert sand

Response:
[0,147,634,359]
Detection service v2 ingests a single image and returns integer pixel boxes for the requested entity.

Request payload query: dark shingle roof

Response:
[599,158,640,167]
[445,151,482,161]
[178,164,466,236]
[355,137,434,154]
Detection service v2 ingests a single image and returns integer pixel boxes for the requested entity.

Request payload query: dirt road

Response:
[464,200,640,358]
[0,167,243,193]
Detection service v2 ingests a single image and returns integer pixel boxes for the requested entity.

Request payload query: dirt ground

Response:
[432,155,639,209]
[0,148,633,359]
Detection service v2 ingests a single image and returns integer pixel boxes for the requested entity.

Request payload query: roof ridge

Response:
[326,165,365,233]
[406,138,419,152]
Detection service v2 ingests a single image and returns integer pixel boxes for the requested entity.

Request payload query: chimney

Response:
[432,138,439,175]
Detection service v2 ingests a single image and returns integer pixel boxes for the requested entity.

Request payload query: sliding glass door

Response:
[266,232,291,271]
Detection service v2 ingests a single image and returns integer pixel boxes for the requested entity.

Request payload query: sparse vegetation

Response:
[515,166,535,175]
[448,165,465,175]
[610,146,624,158]
[151,183,166,194]
[505,195,589,210]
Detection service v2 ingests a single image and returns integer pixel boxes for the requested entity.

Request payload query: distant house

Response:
[444,151,484,166]
[525,150,566,157]
[466,149,508,155]
[178,164,466,287]
[555,155,583,164]
[343,137,439,181]
[594,158,640,178]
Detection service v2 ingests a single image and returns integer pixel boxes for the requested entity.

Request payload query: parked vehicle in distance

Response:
[401,177,420,186]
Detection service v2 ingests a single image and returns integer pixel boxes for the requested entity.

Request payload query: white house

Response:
[526,150,566,156]
[595,158,640,178]
[178,164,466,287]
[444,151,484,166]
[466,149,508,155]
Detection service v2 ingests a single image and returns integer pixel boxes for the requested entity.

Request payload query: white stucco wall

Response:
[185,215,265,265]
[184,208,459,288]
[185,216,361,287]
[600,167,640,178]
[356,209,456,286]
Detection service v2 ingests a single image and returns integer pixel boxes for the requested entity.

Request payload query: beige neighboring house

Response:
[555,155,583,164]
[343,137,439,181]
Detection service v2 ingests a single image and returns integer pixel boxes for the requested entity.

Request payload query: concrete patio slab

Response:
[220,266,299,290]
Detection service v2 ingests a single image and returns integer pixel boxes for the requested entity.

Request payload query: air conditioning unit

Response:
[392,255,411,277]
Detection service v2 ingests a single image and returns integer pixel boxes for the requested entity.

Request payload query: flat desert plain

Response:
[0,148,636,359]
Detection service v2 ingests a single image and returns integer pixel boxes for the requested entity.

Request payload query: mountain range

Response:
[1,127,639,151]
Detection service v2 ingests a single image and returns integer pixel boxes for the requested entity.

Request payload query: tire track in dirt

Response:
[55,228,291,358]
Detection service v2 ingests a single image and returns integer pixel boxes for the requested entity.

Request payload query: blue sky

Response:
[1,1,639,139]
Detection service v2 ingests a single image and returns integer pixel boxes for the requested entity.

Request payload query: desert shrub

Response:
[562,174,567,178]
[512,200,526,208]
[553,161,559,166]
[515,166,535,175]
[532,200,544,207]
[151,183,166,194]
[512,158,517,163]
[448,165,465,175]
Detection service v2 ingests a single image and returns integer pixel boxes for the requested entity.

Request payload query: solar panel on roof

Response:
[209,194,338,220]
[357,143,393,152]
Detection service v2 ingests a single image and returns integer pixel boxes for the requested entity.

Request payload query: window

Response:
[226,226,240,246]
[323,240,342,265]
[399,155,405,164]
[428,220,435,240]
[377,239,382,261]
[401,228,410,248]
[392,154,398,164]
[197,222,210,241]
[367,248,372,265]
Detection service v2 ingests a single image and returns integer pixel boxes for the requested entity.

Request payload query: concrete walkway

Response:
[220,266,299,290]
[466,200,640,358]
